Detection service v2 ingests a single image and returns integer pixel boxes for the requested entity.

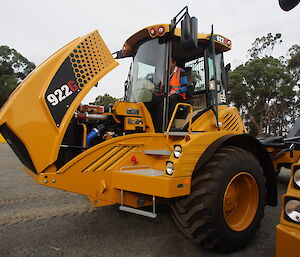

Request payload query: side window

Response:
[185,57,206,93]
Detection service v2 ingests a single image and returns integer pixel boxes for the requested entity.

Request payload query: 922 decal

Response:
[45,57,82,127]
[214,35,231,47]
[46,81,79,106]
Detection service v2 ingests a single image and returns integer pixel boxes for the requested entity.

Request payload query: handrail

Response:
[166,103,193,145]
[80,123,87,148]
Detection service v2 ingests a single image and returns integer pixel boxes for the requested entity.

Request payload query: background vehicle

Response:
[261,119,300,176]
[274,1,300,256]
[279,0,300,11]
[0,7,277,252]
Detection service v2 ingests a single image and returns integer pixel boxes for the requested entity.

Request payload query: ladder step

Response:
[164,131,201,136]
[119,206,157,219]
[121,168,163,176]
[144,150,171,156]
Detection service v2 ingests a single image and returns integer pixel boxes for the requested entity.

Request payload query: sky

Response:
[1,0,299,103]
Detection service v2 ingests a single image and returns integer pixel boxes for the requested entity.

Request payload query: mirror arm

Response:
[170,6,189,31]
[112,50,125,59]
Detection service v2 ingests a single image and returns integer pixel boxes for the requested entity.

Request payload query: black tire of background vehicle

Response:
[170,146,266,253]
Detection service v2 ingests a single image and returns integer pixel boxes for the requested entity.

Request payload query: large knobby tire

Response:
[170,146,266,253]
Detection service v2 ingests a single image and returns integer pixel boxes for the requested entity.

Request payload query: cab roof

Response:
[122,24,232,57]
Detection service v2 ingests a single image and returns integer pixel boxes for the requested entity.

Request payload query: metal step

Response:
[144,150,171,156]
[120,166,164,176]
[164,131,202,136]
[119,206,157,218]
[119,190,157,219]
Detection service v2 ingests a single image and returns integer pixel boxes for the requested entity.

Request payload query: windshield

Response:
[127,39,166,102]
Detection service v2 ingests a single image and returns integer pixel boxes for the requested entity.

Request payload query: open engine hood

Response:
[0,30,118,173]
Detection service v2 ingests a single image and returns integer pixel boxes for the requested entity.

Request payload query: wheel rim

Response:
[223,172,259,231]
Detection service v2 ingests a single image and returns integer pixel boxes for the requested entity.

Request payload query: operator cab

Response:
[120,23,231,132]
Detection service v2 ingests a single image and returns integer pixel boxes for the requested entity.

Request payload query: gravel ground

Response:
[0,143,289,257]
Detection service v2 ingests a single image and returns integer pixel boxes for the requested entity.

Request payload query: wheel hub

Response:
[224,182,238,212]
[223,172,259,231]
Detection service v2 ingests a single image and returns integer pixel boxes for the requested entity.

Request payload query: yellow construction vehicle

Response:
[261,130,300,256]
[0,7,277,252]
[276,159,300,256]
[263,133,300,257]
[261,125,300,177]
[270,2,300,256]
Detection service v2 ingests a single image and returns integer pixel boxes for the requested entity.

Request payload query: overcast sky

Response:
[1,0,299,103]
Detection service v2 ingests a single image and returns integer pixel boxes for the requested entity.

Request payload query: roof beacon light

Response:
[158,26,165,35]
[150,27,157,37]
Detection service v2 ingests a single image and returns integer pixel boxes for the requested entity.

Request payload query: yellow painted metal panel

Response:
[0,133,5,143]
[276,161,300,256]
[35,134,172,202]
[276,224,300,257]
[168,130,242,178]
[112,171,191,198]
[0,30,118,173]
[122,24,232,57]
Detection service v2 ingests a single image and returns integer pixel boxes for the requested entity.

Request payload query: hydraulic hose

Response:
[86,124,106,148]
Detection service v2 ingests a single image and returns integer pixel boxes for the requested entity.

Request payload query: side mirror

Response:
[279,0,299,11]
[224,63,231,91]
[181,14,198,50]
[225,63,231,73]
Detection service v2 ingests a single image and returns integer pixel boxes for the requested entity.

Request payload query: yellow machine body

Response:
[0,133,5,143]
[25,104,245,208]
[0,25,274,210]
[276,162,300,257]
[267,147,300,172]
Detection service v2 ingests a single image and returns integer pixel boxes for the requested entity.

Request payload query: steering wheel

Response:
[131,79,155,102]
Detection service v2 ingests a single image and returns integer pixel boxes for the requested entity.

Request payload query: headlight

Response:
[174,145,182,158]
[285,199,300,223]
[166,162,174,175]
[294,168,300,188]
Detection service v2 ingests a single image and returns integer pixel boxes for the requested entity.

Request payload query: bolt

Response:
[44,180,48,183]
[52,179,56,183]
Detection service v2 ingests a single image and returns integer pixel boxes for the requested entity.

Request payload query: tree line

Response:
[0,46,35,108]
[228,33,300,137]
